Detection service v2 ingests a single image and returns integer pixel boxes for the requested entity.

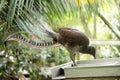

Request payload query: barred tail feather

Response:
[5,35,59,48]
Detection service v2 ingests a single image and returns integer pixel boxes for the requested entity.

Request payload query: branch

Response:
[98,12,120,40]
[90,39,120,45]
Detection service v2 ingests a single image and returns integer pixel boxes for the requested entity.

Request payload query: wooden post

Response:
[54,48,59,65]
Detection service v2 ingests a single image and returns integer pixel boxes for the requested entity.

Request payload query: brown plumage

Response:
[5,27,96,66]
[55,28,96,66]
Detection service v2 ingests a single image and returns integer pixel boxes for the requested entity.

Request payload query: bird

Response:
[53,28,96,66]
[5,27,96,66]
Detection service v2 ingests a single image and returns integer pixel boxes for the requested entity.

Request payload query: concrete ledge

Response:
[51,58,120,80]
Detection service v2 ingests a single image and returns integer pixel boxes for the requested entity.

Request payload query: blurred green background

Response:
[0,0,120,80]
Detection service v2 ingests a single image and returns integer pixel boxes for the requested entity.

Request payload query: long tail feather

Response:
[5,34,59,48]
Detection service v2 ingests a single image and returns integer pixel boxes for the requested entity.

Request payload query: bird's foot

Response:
[71,63,77,67]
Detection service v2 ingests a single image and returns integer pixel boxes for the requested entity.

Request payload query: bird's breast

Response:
[64,43,80,52]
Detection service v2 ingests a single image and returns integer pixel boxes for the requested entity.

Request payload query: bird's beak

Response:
[93,54,96,59]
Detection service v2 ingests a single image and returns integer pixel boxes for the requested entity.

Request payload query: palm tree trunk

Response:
[80,14,92,38]
[93,13,96,38]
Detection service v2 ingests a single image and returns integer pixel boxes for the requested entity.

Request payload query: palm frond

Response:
[1,0,119,41]
[7,0,18,27]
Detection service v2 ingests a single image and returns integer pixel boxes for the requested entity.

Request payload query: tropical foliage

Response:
[0,0,120,79]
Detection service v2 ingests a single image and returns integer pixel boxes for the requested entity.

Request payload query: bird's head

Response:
[87,46,96,59]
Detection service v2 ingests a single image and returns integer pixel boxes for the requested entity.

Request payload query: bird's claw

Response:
[71,63,77,67]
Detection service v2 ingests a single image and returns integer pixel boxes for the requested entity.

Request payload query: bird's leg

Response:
[70,53,76,66]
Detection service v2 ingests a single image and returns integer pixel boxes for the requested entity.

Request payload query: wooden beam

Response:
[90,39,120,45]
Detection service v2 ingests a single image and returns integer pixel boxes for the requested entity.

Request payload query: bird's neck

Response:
[80,46,89,54]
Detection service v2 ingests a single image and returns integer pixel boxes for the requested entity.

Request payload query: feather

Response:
[5,27,96,66]
[5,34,59,48]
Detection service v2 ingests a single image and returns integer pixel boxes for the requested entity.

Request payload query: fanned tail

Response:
[4,22,60,48]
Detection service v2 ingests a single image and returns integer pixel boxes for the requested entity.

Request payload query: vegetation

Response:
[0,0,120,79]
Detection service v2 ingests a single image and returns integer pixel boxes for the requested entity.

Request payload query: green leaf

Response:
[7,0,18,26]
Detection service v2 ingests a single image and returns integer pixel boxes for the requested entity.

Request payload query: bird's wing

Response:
[59,28,89,46]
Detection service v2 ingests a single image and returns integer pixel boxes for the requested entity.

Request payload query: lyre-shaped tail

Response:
[5,34,60,48]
